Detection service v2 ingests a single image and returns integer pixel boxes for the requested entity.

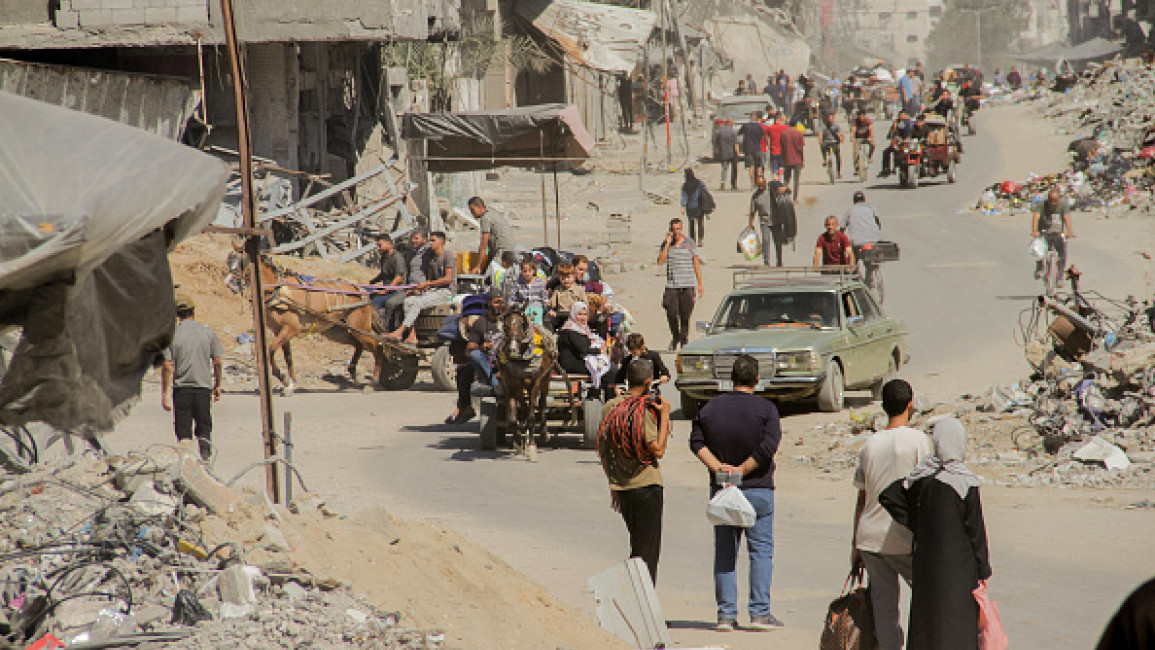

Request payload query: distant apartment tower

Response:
[852,0,944,67]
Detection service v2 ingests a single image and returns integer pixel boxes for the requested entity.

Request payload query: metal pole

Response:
[660,0,671,169]
[553,164,561,250]
[639,47,648,192]
[976,13,982,73]
[219,0,280,504]
[283,411,293,505]
[539,131,549,246]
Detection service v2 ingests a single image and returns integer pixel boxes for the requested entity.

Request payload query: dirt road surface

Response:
[114,105,1155,648]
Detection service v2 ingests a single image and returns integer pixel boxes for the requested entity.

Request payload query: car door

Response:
[838,289,874,387]
[850,288,891,383]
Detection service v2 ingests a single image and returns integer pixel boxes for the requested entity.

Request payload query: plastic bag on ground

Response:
[737,227,761,262]
[706,485,756,527]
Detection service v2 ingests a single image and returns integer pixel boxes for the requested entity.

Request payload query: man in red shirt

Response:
[780,123,805,200]
[813,215,855,267]
[764,113,790,182]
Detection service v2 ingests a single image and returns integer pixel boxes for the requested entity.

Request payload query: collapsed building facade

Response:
[0,0,460,183]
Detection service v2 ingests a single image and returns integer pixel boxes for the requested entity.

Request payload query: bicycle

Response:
[822,143,839,184]
[852,139,873,183]
[1040,234,1067,297]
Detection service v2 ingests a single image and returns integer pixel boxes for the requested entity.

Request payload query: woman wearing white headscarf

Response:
[879,417,992,650]
[556,302,613,390]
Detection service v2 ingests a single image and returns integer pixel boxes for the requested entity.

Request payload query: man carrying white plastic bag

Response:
[689,354,784,632]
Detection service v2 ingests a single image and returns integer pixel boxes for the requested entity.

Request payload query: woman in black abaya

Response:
[880,417,992,650]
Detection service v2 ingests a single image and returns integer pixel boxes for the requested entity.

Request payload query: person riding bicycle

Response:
[851,110,874,173]
[1031,187,1073,281]
[819,112,844,179]
[841,191,881,285]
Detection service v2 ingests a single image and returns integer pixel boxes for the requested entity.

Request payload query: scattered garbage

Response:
[975,59,1155,218]
[0,444,442,648]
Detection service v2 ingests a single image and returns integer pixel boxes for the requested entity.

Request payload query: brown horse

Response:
[227,253,388,394]
[496,310,560,459]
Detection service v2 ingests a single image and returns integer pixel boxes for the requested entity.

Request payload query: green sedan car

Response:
[675,272,908,418]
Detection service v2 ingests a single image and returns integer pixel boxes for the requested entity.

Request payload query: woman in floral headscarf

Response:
[556,302,614,391]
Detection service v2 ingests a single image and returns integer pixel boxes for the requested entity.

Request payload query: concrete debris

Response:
[1073,436,1132,470]
[975,59,1155,219]
[0,454,443,648]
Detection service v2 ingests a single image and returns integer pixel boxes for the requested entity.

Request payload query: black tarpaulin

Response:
[0,91,228,432]
[401,103,595,172]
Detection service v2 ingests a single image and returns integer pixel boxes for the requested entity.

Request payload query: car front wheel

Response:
[817,360,845,412]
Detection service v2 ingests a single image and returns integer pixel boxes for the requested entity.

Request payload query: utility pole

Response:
[219,0,280,503]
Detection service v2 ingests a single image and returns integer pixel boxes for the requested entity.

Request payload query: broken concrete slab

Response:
[171,456,240,514]
[1073,436,1132,471]
[128,481,179,517]
[218,565,265,607]
[588,558,669,649]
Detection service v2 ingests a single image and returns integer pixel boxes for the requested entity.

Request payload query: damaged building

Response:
[0,0,460,186]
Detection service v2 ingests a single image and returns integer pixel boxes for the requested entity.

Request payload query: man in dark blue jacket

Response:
[689,354,783,632]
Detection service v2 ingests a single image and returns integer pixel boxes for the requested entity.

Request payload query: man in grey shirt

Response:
[378,228,427,330]
[714,119,739,191]
[162,294,223,460]
[469,196,517,275]
[390,231,456,345]
[841,191,881,285]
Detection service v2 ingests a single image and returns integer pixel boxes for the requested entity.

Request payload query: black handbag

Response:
[820,571,878,650]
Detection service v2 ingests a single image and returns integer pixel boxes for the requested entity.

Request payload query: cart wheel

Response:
[479,397,498,450]
[908,164,919,189]
[378,354,418,390]
[431,345,456,392]
[582,398,603,450]
[947,162,957,184]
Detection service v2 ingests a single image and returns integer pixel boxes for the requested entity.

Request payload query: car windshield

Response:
[712,292,840,330]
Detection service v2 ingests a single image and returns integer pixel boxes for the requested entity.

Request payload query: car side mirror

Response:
[847,315,864,327]
[695,321,711,333]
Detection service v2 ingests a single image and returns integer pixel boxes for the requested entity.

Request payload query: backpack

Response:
[698,181,716,214]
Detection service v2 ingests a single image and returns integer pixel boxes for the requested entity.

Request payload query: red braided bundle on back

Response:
[597,395,659,481]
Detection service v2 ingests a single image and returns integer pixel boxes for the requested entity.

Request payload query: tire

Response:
[430,345,456,392]
[817,360,845,412]
[680,391,701,420]
[582,398,604,450]
[378,354,418,390]
[871,355,898,400]
[479,397,498,450]
[898,168,908,188]
[826,156,836,184]
[947,162,957,184]
[908,164,919,189]
[858,154,868,183]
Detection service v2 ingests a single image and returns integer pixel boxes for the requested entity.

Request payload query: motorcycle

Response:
[896,139,924,189]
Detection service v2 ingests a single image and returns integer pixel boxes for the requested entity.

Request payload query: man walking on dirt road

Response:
[657,218,703,351]
[161,294,223,461]
[597,359,671,583]
[851,379,932,650]
[690,354,784,632]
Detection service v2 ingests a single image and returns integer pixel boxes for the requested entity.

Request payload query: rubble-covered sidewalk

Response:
[975,59,1155,219]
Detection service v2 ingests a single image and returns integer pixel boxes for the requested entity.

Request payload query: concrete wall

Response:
[0,0,48,25]
[55,0,209,31]
[855,0,943,66]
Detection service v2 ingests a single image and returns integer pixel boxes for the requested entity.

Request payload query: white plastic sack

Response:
[1027,237,1047,261]
[737,226,761,262]
[706,485,757,528]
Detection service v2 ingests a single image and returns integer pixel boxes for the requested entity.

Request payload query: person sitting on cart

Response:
[368,233,407,317]
[548,263,588,330]
[387,230,455,345]
[466,291,504,392]
[878,110,913,177]
[910,114,930,141]
[507,256,549,326]
[558,302,616,399]
[615,333,670,388]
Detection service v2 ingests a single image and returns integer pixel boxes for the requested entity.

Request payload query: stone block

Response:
[102,0,135,10]
[109,7,144,23]
[78,9,115,27]
[171,456,240,514]
[68,0,103,10]
[142,6,177,23]
[174,3,206,22]
[128,480,179,517]
[54,9,81,28]
[218,565,264,606]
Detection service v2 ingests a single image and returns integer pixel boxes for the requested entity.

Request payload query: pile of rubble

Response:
[0,444,442,649]
[795,288,1155,492]
[976,59,1155,218]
